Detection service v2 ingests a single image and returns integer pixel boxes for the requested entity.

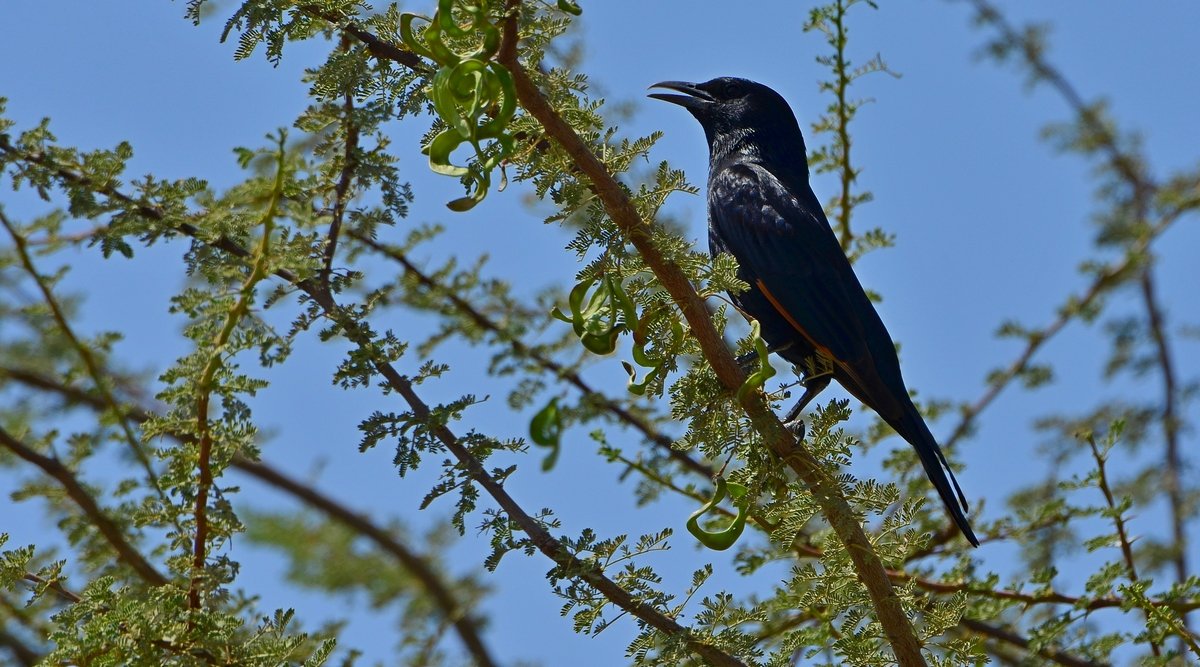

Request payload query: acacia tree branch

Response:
[1085,434,1162,656]
[22,572,83,604]
[188,143,282,613]
[942,206,1184,452]
[959,618,1107,667]
[824,0,857,253]
[231,459,501,667]
[891,567,1200,614]
[786,536,1200,614]
[0,157,746,666]
[491,4,926,662]
[1139,268,1188,593]
[965,0,1155,196]
[9,365,1199,662]
[0,426,168,586]
[323,36,358,284]
[296,4,431,73]
[348,230,715,478]
[295,289,747,664]
[968,0,1197,630]
[945,0,1179,452]
[0,366,502,667]
[6,14,941,661]
[0,207,175,523]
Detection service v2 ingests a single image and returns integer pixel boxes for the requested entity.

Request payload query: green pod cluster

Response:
[529,397,562,471]
[621,301,684,397]
[735,319,776,402]
[553,274,682,395]
[401,0,517,211]
[551,275,629,355]
[686,476,750,551]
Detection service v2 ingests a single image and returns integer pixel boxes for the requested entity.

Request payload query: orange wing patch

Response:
[756,279,878,394]
[755,279,835,360]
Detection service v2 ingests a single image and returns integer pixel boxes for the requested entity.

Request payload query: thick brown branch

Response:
[355,350,746,665]
[189,388,214,612]
[0,426,167,586]
[288,282,746,663]
[493,4,926,662]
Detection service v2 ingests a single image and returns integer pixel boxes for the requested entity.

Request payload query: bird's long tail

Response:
[897,408,979,547]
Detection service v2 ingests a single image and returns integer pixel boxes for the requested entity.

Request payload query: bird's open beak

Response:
[648,80,714,110]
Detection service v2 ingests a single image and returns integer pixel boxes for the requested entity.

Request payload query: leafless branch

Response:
[1139,268,1188,592]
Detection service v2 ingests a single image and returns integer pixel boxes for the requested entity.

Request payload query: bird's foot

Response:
[783,418,805,441]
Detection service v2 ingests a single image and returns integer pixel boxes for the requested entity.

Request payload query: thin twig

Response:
[323,35,358,284]
[1139,269,1188,595]
[1086,434,1160,656]
[22,572,83,604]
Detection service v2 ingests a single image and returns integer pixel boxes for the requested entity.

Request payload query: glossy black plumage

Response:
[651,77,978,547]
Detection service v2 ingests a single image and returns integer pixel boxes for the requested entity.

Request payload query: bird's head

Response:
[649,77,805,160]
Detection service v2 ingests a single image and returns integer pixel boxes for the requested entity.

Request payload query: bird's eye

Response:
[721,81,742,98]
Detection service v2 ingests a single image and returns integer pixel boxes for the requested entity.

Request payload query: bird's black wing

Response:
[710,161,979,546]
[709,160,891,398]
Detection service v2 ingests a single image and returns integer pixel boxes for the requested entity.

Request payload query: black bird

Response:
[650,77,978,547]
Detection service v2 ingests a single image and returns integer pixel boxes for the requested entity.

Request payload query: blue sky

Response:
[2,2,1198,665]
